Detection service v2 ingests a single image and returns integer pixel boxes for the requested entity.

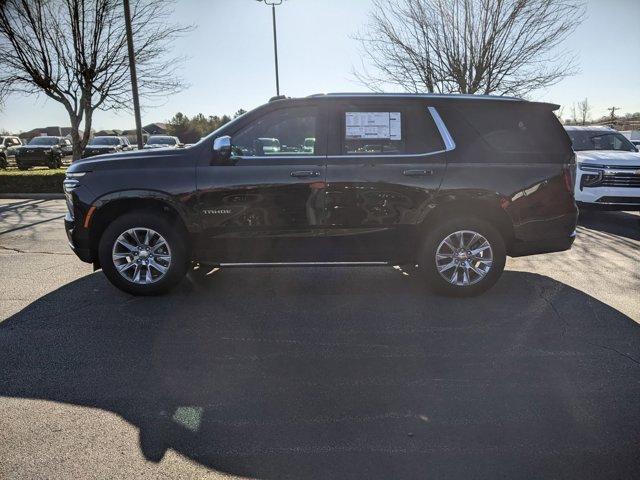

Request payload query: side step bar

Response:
[218,261,390,268]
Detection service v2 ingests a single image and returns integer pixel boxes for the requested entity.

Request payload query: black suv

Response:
[82,136,133,158]
[64,93,578,296]
[17,136,73,169]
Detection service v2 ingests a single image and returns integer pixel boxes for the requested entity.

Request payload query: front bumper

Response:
[65,215,93,263]
[575,165,640,209]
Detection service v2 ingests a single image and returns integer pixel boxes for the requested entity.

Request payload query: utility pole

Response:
[257,0,285,96]
[124,0,144,149]
[607,106,619,123]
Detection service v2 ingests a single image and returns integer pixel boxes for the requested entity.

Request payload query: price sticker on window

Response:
[345,112,401,140]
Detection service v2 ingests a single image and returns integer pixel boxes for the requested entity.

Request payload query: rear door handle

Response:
[290,170,320,178]
[402,169,434,176]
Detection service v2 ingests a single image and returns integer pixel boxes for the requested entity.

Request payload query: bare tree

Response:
[577,97,590,125]
[0,0,191,160]
[353,0,585,96]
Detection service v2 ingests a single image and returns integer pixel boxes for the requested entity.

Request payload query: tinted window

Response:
[90,137,120,146]
[147,136,177,145]
[456,104,567,153]
[567,130,636,152]
[232,107,318,157]
[340,105,443,155]
[29,137,59,146]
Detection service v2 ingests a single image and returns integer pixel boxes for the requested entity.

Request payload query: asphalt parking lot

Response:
[1,198,639,479]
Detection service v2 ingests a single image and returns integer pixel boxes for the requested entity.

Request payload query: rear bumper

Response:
[509,230,576,257]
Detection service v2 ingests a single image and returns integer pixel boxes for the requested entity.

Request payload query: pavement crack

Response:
[0,245,74,256]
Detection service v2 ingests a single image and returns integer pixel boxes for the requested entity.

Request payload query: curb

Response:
[0,193,65,199]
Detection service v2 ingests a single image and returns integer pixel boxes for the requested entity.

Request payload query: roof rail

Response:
[307,92,523,102]
[269,95,288,102]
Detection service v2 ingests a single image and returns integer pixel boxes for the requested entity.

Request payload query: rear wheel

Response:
[48,156,61,169]
[418,217,506,297]
[98,212,188,295]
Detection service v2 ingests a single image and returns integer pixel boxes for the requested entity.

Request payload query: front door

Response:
[323,100,450,262]
[196,104,328,263]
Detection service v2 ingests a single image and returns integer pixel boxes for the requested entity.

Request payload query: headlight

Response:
[579,167,603,190]
[63,172,89,220]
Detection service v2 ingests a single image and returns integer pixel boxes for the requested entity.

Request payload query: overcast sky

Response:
[1,0,638,132]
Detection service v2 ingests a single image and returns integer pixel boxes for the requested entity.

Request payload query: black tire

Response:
[0,154,7,169]
[417,217,506,297]
[48,156,61,169]
[98,212,189,295]
[17,161,29,170]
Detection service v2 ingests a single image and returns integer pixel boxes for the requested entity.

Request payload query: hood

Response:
[67,145,191,173]
[19,145,57,150]
[575,150,640,168]
[85,145,119,150]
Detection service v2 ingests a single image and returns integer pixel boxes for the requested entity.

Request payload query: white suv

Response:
[565,126,640,210]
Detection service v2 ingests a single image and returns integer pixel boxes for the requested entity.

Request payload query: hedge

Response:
[0,168,66,194]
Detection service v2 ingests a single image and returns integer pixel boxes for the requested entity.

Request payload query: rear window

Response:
[454,104,568,154]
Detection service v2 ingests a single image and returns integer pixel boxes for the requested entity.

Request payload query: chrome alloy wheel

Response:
[435,230,493,286]
[112,228,172,284]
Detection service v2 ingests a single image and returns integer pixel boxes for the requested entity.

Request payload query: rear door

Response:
[324,99,450,262]
[196,103,328,263]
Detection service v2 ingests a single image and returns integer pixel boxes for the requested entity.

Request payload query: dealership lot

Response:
[0,199,639,479]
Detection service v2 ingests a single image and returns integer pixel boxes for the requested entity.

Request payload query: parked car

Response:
[15,136,73,169]
[143,135,182,149]
[64,93,577,296]
[565,126,640,210]
[82,136,132,158]
[0,135,23,169]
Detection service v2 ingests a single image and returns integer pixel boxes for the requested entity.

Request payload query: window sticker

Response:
[345,112,401,140]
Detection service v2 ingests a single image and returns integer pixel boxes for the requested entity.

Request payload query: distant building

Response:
[93,129,123,137]
[122,123,169,144]
[20,126,83,142]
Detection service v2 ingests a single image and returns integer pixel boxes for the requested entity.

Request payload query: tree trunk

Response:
[68,115,83,161]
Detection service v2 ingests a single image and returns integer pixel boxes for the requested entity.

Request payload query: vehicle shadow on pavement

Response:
[1,268,639,479]
[578,210,640,241]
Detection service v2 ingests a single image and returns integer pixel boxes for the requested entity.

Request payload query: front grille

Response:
[599,173,640,187]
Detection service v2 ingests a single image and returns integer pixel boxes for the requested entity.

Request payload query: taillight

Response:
[562,165,575,192]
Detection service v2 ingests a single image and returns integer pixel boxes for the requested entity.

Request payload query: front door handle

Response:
[290,170,320,178]
[402,169,434,176]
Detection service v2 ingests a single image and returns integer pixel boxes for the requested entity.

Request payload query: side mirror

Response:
[213,135,232,163]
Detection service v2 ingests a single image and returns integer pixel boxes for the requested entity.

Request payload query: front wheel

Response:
[48,156,61,169]
[418,217,506,297]
[16,161,29,170]
[0,154,7,169]
[98,212,189,295]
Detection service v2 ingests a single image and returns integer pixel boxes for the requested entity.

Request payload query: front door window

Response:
[231,107,320,158]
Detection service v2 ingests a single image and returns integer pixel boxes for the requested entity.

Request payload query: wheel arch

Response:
[88,191,193,266]
[420,194,515,252]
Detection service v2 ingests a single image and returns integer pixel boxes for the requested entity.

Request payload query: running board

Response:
[218,261,390,268]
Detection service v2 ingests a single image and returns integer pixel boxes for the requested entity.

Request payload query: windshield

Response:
[89,137,120,146]
[567,130,637,152]
[28,137,59,146]
[147,137,176,145]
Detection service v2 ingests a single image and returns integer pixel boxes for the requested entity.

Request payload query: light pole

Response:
[256,0,285,96]
[123,0,143,149]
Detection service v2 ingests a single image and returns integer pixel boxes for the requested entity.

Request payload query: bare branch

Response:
[353,0,585,97]
[0,0,193,159]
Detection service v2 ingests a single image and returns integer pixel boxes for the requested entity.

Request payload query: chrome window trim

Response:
[428,106,456,152]
[231,155,326,161]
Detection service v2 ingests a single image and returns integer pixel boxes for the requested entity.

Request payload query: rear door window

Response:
[338,103,444,156]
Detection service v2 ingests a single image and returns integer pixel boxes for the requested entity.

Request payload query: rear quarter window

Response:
[452,103,570,155]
